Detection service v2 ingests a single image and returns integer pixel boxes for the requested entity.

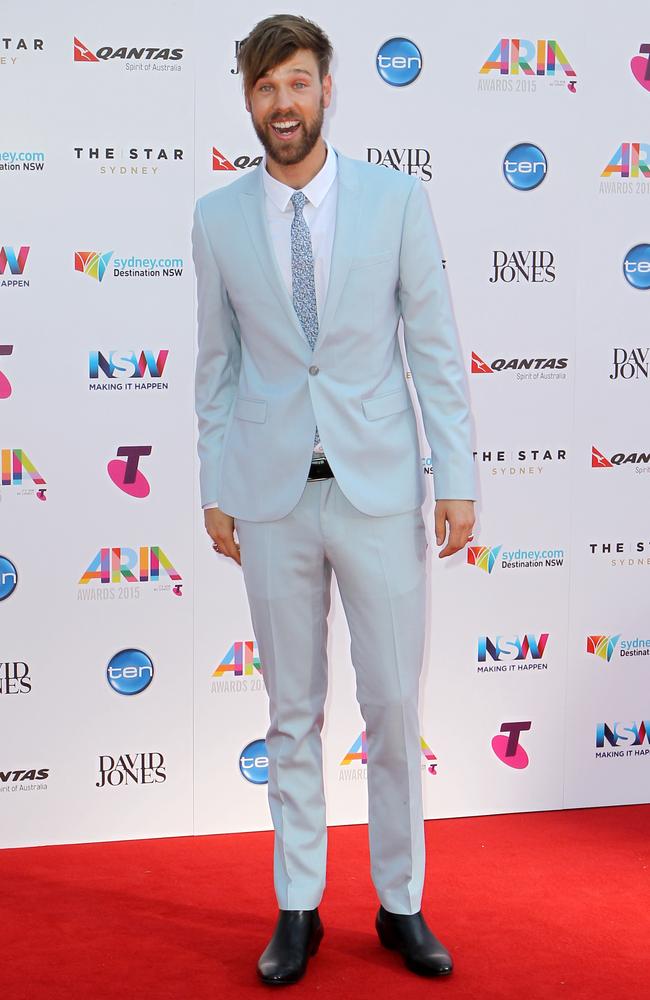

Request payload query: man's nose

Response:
[272,87,296,112]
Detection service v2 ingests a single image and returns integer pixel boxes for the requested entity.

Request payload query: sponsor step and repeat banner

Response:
[1,1,648,848]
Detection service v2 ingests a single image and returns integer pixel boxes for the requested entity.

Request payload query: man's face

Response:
[246,48,332,166]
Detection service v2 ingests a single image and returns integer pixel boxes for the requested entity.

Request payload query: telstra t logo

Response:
[491,721,531,768]
[0,346,13,399]
[631,43,650,92]
[107,445,152,498]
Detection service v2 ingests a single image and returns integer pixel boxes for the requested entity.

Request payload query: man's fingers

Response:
[210,532,241,565]
[434,506,446,546]
[438,522,474,559]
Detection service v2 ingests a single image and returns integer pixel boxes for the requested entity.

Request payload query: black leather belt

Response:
[307,456,334,481]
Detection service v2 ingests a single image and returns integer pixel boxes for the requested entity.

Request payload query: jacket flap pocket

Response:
[349,250,393,270]
[234,396,267,423]
[362,387,410,421]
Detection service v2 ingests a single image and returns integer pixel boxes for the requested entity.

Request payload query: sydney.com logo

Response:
[468,543,564,573]
[74,250,183,282]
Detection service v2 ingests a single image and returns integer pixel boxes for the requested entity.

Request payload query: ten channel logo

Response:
[376,38,422,87]
[107,649,154,695]
[0,556,18,601]
[503,144,547,190]
[239,739,268,784]
[623,245,650,290]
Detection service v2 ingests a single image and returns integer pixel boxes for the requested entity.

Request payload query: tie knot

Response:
[291,190,307,214]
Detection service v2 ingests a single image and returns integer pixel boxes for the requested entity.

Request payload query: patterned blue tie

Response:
[291,191,322,455]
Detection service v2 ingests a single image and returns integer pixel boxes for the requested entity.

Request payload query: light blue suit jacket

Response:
[192,150,476,521]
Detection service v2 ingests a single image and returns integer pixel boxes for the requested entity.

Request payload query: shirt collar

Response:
[262,140,338,213]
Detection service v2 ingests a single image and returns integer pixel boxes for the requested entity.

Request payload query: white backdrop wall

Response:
[1,0,648,849]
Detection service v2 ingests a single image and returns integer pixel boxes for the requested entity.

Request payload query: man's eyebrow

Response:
[258,66,314,81]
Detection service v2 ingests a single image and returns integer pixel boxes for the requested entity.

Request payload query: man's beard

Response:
[252,98,324,166]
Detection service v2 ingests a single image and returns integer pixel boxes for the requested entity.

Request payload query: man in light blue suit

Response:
[193,14,476,985]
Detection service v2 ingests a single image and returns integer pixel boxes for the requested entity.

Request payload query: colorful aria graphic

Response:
[212,641,262,677]
[75,250,113,282]
[586,634,621,662]
[1,449,46,497]
[79,546,182,592]
[341,731,437,774]
[467,545,501,573]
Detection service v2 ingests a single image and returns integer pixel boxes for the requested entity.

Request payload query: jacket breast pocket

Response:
[233,396,267,423]
[362,387,410,421]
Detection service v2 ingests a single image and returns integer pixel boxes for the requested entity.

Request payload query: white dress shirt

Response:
[203,141,339,510]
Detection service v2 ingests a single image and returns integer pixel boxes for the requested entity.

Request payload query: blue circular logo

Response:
[0,555,18,601]
[239,739,268,784]
[623,244,650,289]
[107,648,154,695]
[376,38,422,87]
[503,143,547,190]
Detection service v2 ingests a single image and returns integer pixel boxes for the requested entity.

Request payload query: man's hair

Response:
[237,14,333,95]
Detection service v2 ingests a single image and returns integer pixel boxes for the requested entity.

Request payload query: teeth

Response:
[273,121,299,130]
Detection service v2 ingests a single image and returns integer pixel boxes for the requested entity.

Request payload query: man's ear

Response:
[244,92,251,113]
[321,73,332,110]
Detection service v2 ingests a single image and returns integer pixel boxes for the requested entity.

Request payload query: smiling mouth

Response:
[269,119,301,139]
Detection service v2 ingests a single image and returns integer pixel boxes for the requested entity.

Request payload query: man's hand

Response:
[434,499,475,559]
[204,507,241,565]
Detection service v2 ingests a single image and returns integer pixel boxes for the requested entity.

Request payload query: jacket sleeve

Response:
[192,197,242,508]
[398,178,477,500]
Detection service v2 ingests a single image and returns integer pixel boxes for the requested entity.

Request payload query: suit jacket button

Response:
[309,365,320,376]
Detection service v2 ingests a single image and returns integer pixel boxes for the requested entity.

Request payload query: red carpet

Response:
[2,805,648,1000]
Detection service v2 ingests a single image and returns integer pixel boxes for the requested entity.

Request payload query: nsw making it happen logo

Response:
[107,649,154,695]
[376,38,422,87]
[503,144,547,190]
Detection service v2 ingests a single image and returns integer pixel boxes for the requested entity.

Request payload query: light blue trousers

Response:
[235,478,427,914]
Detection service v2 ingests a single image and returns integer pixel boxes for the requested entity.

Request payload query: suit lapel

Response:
[237,168,307,347]
[317,152,362,347]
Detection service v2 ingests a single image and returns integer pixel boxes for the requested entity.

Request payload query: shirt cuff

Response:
[202,501,219,510]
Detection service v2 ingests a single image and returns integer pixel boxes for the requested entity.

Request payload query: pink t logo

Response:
[107,445,152,498]
[491,721,532,769]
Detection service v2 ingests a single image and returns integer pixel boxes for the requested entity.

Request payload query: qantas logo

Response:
[212,147,262,171]
[73,37,184,63]
[212,147,236,171]
[471,351,568,374]
[74,37,98,62]
[592,445,650,467]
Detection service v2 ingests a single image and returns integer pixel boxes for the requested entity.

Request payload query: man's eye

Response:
[294,82,306,88]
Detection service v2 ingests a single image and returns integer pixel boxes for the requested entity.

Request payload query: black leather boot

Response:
[375,905,453,976]
[257,908,324,985]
